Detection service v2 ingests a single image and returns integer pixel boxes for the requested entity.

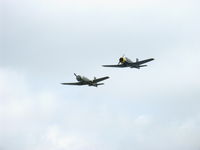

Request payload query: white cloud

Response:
[0,68,59,150]
[35,125,95,150]
[0,67,200,150]
[1,0,200,149]
[0,68,58,119]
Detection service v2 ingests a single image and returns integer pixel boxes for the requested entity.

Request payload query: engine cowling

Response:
[76,75,81,81]
[119,57,126,64]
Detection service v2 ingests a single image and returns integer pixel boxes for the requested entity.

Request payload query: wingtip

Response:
[104,76,110,80]
[102,65,111,67]
[61,83,68,85]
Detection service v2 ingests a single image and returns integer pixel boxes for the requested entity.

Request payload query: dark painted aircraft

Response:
[102,55,154,69]
[61,73,109,87]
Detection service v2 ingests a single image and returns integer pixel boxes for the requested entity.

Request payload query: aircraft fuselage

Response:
[119,57,154,69]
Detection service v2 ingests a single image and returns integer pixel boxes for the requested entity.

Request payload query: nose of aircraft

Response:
[76,76,81,81]
[74,73,81,81]
[119,57,126,64]
[119,57,123,63]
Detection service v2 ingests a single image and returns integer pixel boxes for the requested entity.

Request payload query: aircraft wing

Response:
[136,58,154,65]
[93,76,109,83]
[61,82,86,85]
[102,64,126,68]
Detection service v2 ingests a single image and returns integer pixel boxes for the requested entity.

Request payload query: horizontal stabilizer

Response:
[140,65,147,67]
[97,83,104,86]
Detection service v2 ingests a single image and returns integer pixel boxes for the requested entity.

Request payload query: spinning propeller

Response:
[74,73,81,81]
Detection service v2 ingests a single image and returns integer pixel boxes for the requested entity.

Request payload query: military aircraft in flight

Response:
[102,55,154,69]
[61,73,109,87]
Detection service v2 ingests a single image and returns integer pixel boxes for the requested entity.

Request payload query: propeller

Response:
[74,73,81,81]
[74,73,77,77]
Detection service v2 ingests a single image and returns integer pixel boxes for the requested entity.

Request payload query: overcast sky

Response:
[1,0,200,150]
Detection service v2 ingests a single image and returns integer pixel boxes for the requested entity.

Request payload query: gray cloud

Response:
[1,0,200,149]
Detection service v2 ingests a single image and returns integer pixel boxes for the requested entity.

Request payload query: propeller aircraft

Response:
[102,55,154,69]
[61,73,109,87]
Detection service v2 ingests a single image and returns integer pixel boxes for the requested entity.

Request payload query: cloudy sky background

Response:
[1,0,200,149]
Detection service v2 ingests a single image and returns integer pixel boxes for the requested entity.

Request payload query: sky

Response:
[1,0,200,150]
